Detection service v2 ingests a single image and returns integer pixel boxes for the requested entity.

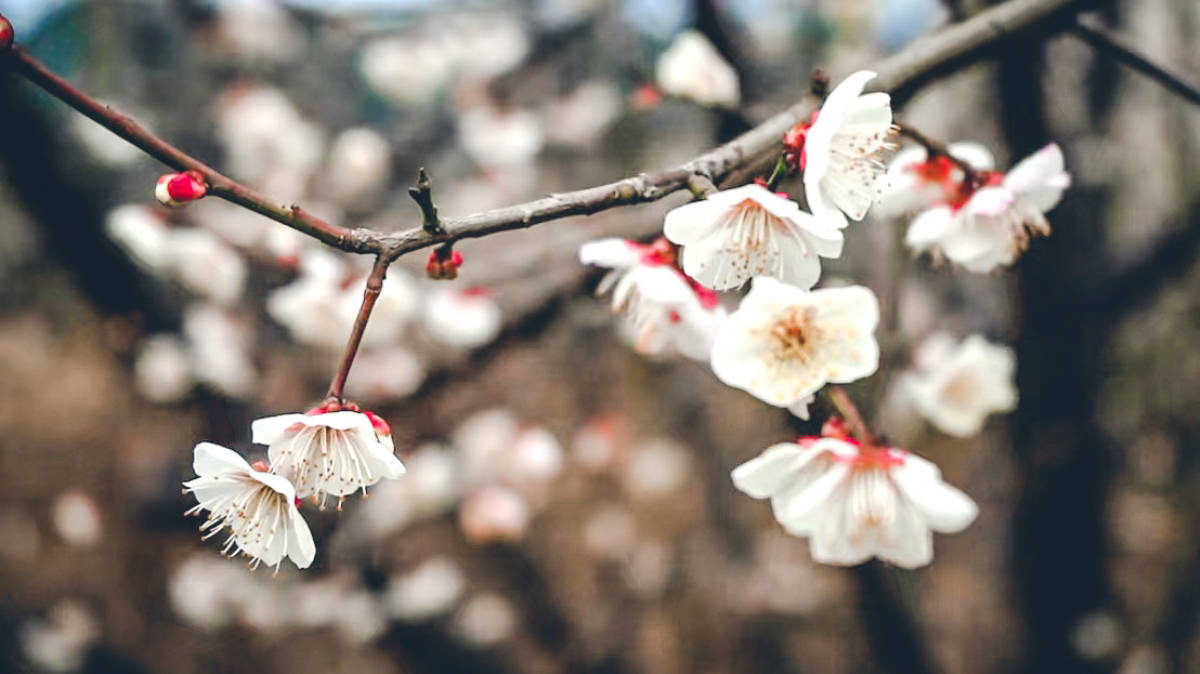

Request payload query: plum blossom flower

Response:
[875,142,994,217]
[423,287,503,349]
[732,436,977,568]
[252,406,405,505]
[663,184,843,291]
[183,442,316,570]
[267,250,349,349]
[905,143,1070,272]
[711,277,879,414]
[580,237,726,360]
[901,332,1017,437]
[791,70,896,229]
[655,30,740,109]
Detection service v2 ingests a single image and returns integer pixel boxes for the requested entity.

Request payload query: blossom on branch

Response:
[655,30,740,109]
[251,407,405,506]
[875,142,994,216]
[580,237,725,360]
[791,70,896,229]
[183,442,316,571]
[424,287,503,349]
[901,332,1018,437]
[662,185,843,291]
[155,171,207,207]
[711,277,879,413]
[732,436,977,568]
[905,143,1070,272]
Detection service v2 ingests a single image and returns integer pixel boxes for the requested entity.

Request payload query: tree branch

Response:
[326,256,390,402]
[1,0,1099,265]
[1071,15,1200,107]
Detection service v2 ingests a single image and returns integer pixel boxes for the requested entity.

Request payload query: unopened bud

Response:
[425,247,463,280]
[0,15,14,51]
[155,171,207,207]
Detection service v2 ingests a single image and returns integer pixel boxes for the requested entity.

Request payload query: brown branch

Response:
[2,46,373,254]
[407,167,442,235]
[326,256,390,402]
[1,0,1099,266]
[1071,16,1200,107]
[896,122,979,180]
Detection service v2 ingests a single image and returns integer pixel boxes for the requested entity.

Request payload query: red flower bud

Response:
[425,247,463,280]
[0,15,14,51]
[155,171,207,207]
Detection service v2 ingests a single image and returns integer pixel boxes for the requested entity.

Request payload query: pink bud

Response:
[155,171,207,207]
[0,15,14,51]
[250,460,270,472]
[425,248,463,280]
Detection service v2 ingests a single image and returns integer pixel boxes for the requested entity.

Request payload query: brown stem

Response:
[2,46,371,254]
[326,256,390,402]
[825,385,875,445]
[895,122,978,181]
[1071,16,1200,107]
[408,167,442,235]
[0,0,1099,264]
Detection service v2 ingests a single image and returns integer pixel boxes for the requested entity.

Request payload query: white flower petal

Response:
[1003,143,1070,212]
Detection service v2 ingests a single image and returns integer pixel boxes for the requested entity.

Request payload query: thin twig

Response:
[407,167,442,235]
[1,0,1099,264]
[896,122,978,180]
[326,256,390,402]
[1071,16,1200,107]
[825,385,875,445]
[2,46,368,253]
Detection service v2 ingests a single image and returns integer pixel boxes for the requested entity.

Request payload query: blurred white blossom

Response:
[105,204,170,273]
[21,600,98,673]
[424,287,502,349]
[454,593,518,646]
[51,490,102,547]
[656,30,740,108]
[901,332,1018,437]
[323,127,392,207]
[460,485,530,543]
[183,303,256,398]
[458,105,544,169]
[386,556,466,622]
[134,335,193,403]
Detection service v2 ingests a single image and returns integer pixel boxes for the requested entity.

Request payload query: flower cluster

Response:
[577,68,1060,568]
[893,143,1071,272]
[183,402,406,571]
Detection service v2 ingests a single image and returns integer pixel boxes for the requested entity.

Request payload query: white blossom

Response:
[655,30,740,109]
[543,80,621,148]
[580,238,726,359]
[732,437,977,568]
[902,332,1017,437]
[454,594,518,647]
[183,442,316,570]
[663,184,844,291]
[359,35,456,106]
[105,204,170,273]
[212,0,304,65]
[386,556,466,622]
[711,277,879,410]
[459,485,530,543]
[906,143,1070,272]
[20,600,98,673]
[875,142,994,217]
[423,287,503,349]
[182,303,255,398]
[50,490,102,547]
[164,228,247,305]
[252,409,405,503]
[802,70,895,229]
[458,105,544,169]
[345,346,425,401]
[323,127,392,207]
[215,84,324,199]
[267,249,349,349]
[134,335,193,403]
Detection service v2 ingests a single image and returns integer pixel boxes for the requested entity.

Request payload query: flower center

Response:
[767,306,817,361]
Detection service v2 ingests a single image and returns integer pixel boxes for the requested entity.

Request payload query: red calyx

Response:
[250,460,270,472]
[821,417,852,440]
[426,248,463,280]
[363,410,392,436]
[0,15,13,51]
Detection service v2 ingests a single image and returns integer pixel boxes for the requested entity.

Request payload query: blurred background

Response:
[0,0,1198,672]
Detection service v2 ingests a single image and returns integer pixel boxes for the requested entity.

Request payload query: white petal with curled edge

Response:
[662,198,729,246]
[879,501,935,569]
[891,455,978,533]
[287,506,316,568]
[905,206,954,252]
[579,238,642,269]
[730,443,810,499]
[1004,143,1070,213]
[947,142,995,171]
[250,414,306,445]
[193,442,252,477]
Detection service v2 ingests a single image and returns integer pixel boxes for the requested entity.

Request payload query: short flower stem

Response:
[825,385,875,445]
[326,256,390,403]
[764,155,792,191]
[895,123,977,183]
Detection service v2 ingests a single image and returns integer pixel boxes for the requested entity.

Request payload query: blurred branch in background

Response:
[1071,15,1200,107]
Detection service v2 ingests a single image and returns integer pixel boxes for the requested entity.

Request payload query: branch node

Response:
[408,167,443,236]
